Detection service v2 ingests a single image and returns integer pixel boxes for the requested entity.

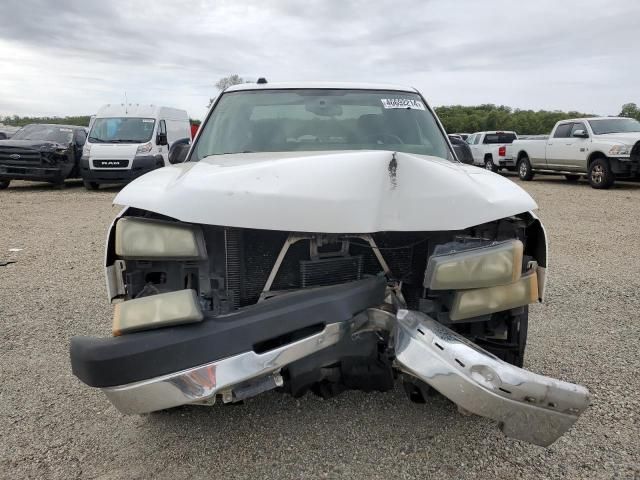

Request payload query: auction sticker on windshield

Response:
[381,98,425,110]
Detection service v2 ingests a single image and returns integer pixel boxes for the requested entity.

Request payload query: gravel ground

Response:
[1,176,639,479]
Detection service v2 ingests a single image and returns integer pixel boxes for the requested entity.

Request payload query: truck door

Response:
[157,119,170,165]
[563,122,590,171]
[470,134,483,165]
[546,123,572,169]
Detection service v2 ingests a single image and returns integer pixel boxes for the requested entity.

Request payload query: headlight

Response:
[113,289,203,336]
[136,142,153,154]
[608,144,630,156]
[449,270,538,321]
[424,240,523,290]
[83,143,91,156]
[115,217,206,260]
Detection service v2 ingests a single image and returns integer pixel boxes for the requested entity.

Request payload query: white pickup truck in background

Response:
[466,131,518,172]
[508,117,640,189]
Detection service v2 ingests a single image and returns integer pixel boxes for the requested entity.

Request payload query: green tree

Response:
[619,103,640,120]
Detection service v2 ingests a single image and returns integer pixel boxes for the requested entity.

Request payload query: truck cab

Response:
[80,104,190,190]
[466,131,518,172]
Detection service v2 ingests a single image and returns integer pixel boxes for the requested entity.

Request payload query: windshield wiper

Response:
[88,136,105,143]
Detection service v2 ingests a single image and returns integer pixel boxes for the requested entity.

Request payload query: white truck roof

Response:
[555,117,618,123]
[473,131,517,135]
[95,104,188,121]
[225,81,418,93]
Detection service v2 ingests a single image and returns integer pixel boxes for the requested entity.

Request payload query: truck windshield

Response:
[89,118,156,143]
[483,133,517,144]
[193,89,452,161]
[12,125,74,143]
[588,118,640,135]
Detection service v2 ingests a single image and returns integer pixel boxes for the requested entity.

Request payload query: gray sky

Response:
[1,0,638,120]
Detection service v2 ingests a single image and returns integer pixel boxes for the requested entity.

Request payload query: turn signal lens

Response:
[115,217,206,260]
[449,271,538,321]
[113,289,203,336]
[425,240,523,290]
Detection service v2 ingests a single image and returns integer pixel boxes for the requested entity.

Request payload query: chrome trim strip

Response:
[394,309,590,446]
[103,322,345,414]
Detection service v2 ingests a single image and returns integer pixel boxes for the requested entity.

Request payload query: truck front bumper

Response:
[70,280,589,447]
[0,162,73,183]
[394,310,590,447]
[79,155,164,185]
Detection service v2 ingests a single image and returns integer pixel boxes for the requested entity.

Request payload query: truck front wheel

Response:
[588,158,614,189]
[517,156,534,181]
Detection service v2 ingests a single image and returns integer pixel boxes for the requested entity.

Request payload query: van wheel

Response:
[564,174,580,182]
[517,156,534,181]
[588,158,614,189]
[0,180,10,190]
[83,180,99,191]
[484,158,498,172]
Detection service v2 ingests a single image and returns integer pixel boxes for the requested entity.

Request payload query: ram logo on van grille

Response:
[95,160,128,168]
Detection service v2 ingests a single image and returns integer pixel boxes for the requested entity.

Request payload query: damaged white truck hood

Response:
[114,150,537,232]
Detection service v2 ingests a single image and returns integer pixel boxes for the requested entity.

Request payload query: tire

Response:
[83,180,99,191]
[588,158,615,189]
[517,156,534,181]
[0,180,10,190]
[564,174,580,182]
[484,157,498,173]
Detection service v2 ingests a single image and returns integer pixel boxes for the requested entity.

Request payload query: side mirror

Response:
[156,132,168,146]
[168,137,190,164]
[572,129,588,138]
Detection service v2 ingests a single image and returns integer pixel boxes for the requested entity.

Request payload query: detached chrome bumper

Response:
[104,322,345,414]
[92,304,589,447]
[394,309,590,446]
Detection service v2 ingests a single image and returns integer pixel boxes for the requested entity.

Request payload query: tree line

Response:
[434,103,639,135]
[2,103,638,135]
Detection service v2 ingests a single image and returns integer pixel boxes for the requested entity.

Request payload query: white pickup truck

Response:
[509,117,640,189]
[466,131,518,172]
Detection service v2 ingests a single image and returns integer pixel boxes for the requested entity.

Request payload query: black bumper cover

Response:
[70,277,386,388]
[0,161,74,183]
[79,155,164,184]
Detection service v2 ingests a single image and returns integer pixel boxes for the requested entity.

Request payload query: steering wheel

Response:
[363,133,404,145]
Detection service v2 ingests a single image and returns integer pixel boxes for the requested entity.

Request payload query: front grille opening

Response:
[300,255,363,288]
[253,323,324,354]
[145,271,166,284]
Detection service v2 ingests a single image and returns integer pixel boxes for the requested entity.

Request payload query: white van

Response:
[80,104,190,189]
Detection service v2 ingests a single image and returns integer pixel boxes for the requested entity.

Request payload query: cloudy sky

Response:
[0,0,638,120]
